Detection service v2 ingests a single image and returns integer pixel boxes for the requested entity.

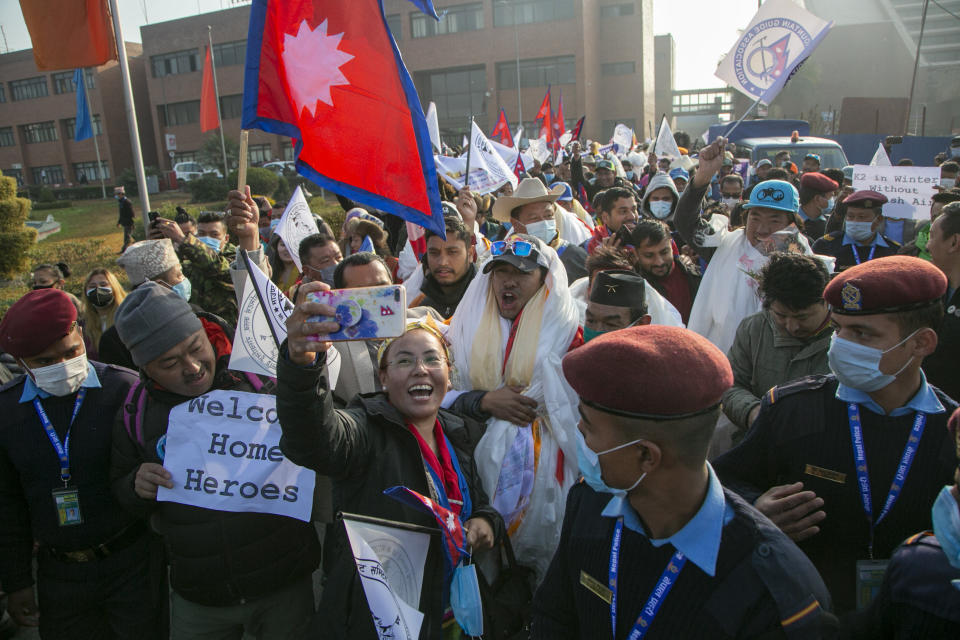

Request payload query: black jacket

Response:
[110,345,320,607]
[415,263,477,319]
[117,196,135,226]
[923,287,960,402]
[811,233,901,271]
[275,345,505,640]
[531,483,837,639]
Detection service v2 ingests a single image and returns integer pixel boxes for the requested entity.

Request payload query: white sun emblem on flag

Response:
[282,19,353,118]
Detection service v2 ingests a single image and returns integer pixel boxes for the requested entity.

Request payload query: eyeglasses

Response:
[385,355,447,371]
[491,239,533,257]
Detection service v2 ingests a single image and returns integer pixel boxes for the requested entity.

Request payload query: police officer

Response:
[715,256,959,613]
[0,289,161,638]
[532,325,836,639]
[813,191,900,270]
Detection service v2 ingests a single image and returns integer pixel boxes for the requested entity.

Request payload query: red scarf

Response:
[407,420,464,515]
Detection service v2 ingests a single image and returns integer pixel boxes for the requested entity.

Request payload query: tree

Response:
[0,170,37,280]
[198,133,239,174]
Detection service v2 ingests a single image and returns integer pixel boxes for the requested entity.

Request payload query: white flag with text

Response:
[274,186,319,272]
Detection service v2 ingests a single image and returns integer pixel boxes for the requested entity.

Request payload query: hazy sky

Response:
[0,0,758,89]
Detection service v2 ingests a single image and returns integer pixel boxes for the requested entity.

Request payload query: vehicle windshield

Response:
[749,146,848,169]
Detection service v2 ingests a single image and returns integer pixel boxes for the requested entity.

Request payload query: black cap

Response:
[589,270,646,310]
[482,234,549,274]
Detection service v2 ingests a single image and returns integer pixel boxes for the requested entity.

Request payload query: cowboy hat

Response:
[492,177,565,222]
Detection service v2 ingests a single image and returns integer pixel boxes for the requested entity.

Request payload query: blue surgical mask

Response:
[845,220,876,244]
[543,172,555,182]
[583,326,604,343]
[197,236,222,252]
[941,178,956,190]
[450,562,484,636]
[319,264,338,286]
[576,430,647,495]
[932,486,960,576]
[649,200,672,220]
[625,170,635,180]
[171,278,192,302]
[524,218,557,245]
[823,197,836,215]
[827,331,918,392]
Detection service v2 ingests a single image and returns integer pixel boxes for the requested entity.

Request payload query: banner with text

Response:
[157,390,316,522]
[852,165,940,221]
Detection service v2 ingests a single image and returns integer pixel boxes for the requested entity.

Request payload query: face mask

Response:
[525,218,557,244]
[649,200,672,219]
[269,219,281,234]
[319,264,338,286]
[576,430,647,495]
[85,286,114,308]
[171,278,192,302]
[583,326,604,343]
[933,486,960,576]
[823,197,836,215]
[625,170,635,180]
[845,220,876,243]
[941,178,956,190]
[32,283,54,290]
[722,197,739,209]
[27,353,89,397]
[450,562,484,636]
[827,331,918,392]
[543,173,555,182]
[197,236,222,252]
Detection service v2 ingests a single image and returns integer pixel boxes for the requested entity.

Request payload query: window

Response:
[10,77,48,101]
[494,0,575,26]
[63,115,103,139]
[4,168,22,185]
[0,128,14,147]
[21,121,58,144]
[73,161,110,181]
[601,62,636,76]
[0,85,5,103]
[52,71,74,94]
[248,144,272,165]
[417,66,487,132]
[85,69,96,89]
[386,14,402,40]
[151,49,200,77]
[157,100,201,126]
[173,151,199,165]
[412,3,483,38]
[282,145,296,161]
[497,56,576,90]
[600,3,634,17]
[220,94,243,120]
[31,165,64,184]
[213,40,246,67]
[602,119,636,141]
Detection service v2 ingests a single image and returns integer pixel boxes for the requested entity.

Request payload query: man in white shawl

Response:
[444,234,581,581]
[675,138,818,353]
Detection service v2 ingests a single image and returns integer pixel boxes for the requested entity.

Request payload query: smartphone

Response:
[148,211,160,223]
[307,284,406,341]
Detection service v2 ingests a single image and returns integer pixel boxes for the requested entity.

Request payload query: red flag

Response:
[19,0,117,71]
[534,87,553,146]
[578,183,594,214]
[200,46,220,133]
[512,151,525,178]
[384,485,466,572]
[570,116,585,142]
[490,109,514,148]
[242,0,445,236]
[552,93,566,147]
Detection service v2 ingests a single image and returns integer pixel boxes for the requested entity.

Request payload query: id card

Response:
[52,487,83,527]
[855,559,888,610]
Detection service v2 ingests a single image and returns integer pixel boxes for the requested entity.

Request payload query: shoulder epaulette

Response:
[765,374,834,406]
[902,530,935,546]
[0,374,25,394]
[887,237,901,247]
[821,233,837,241]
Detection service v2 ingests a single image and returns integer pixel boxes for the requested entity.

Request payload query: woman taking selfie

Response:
[276,280,503,639]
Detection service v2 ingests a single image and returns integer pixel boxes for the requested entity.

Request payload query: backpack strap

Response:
[243,371,277,392]
[122,381,148,447]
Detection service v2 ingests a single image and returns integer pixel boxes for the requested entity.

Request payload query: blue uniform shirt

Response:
[841,232,889,248]
[836,372,945,417]
[19,362,102,403]
[601,463,734,577]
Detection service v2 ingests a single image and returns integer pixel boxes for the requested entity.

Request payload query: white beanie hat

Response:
[117,239,179,285]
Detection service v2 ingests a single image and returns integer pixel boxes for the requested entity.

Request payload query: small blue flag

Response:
[359,235,375,254]
[74,69,93,142]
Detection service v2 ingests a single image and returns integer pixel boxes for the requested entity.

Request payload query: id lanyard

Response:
[32,388,86,486]
[609,517,687,640]
[852,244,877,266]
[847,403,926,559]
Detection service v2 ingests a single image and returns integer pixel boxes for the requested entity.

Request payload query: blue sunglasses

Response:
[491,239,534,257]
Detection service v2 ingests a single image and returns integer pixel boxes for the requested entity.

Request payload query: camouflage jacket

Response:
[176,235,239,328]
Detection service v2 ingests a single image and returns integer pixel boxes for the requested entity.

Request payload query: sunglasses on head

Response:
[491,239,533,257]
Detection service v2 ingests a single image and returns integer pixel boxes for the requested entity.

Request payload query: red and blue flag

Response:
[384,485,467,572]
[242,0,445,236]
[490,108,514,148]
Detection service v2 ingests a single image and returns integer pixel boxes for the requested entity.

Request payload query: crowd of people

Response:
[0,132,958,639]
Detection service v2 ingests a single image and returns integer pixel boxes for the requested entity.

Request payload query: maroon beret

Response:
[800,172,838,193]
[824,255,947,315]
[0,289,77,358]
[843,190,888,209]
[562,325,733,419]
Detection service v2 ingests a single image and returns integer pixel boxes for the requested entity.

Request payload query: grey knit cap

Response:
[115,282,203,367]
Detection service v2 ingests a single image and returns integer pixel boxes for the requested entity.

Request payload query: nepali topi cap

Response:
[589,270,646,310]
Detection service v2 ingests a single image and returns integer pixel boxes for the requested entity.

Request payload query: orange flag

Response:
[200,46,220,133]
[19,0,116,71]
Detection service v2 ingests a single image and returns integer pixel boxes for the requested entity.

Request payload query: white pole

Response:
[208,26,229,177]
[107,0,151,231]
[81,69,107,199]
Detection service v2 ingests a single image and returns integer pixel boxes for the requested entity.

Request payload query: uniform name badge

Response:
[855,559,888,610]
[52,487,83,527]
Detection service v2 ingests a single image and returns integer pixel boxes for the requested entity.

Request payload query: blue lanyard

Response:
[852,244,876,265]
[608,518,687,639]
[32,388,86,486]
[847,403,926,558]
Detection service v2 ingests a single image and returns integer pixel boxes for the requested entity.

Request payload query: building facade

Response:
[0,43,156,188]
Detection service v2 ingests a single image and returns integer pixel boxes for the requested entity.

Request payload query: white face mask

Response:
[845,220,876,243]
[27,353,89,397]
[649,200,672,219]
[524,218,557,244]
[721,197,740,210]
[940,178,956,190]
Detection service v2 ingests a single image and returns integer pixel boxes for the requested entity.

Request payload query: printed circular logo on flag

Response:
[282,19,354,117]
[733,18,813,96]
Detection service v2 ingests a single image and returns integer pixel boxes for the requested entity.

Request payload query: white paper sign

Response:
[275,185,319,272]
[157,390,316,522]
[869,143,892,167]
[344,517,427,640]
[852,165,940,221]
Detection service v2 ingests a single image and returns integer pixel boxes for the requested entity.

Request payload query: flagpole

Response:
[207,26,229,177]
[240,248,283,350]
[463,116,474,189]
[721,95,763,140]
[81,68,107,199]
[107,0,151,231]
